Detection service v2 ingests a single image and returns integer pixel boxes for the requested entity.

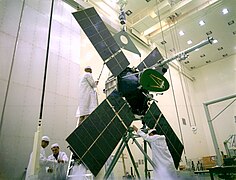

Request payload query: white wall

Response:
[190,54,236,156]
[0,0,82,179]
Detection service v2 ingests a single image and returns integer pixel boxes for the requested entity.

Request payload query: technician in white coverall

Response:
[25,136,51,180]
[76,66,98,124]
[72,66,98,179]
[133,125,177,180]
[47,143,69,180]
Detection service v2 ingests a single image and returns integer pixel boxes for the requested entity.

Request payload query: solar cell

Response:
[72,7,129,77]
[66,93,134,176]
[137,48,164,71]
[106,51,129,76]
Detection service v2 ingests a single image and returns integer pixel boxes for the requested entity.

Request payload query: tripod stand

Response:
[104,127,155,179]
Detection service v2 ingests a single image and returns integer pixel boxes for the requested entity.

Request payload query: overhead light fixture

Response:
[170,48,175,52]
[222,8,229,15]
[213,39,218,44]
[200,54,206,58]
[228,20,234,26]
[217,47,223,51]
[161,40,167,45]
[222,53,228,57]
[125,10,132,16]
[190,66,196,69]
[179,30,184,36]
[187,40,192,44]
[206,60,211,63]
[233,31,236,35]
[206,31,212,35]
[199,20,205,26]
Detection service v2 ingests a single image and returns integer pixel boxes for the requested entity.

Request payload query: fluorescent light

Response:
[213,39,218,44]
[222,8,229,15]
[195,48,199,51]
[179,30,184,36]
[187,40,192,44]
[199,20,205,26]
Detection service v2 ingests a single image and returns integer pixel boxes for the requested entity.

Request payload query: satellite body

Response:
[67,7,184,177]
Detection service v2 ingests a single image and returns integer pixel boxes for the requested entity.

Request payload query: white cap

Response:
[51,143,59,148]
[42,136,50,142]
[85,66,91,69]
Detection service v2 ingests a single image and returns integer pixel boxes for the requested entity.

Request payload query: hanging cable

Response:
[173,17,200,128]
[155,0,185,154]
[39,0,55,120]
[170,22,193,127]
[169,18,194,127]
[155,0,167,59]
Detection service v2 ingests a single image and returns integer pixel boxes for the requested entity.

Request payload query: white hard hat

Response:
[85,66,91,69]
[42,136,50,142]
[51,143,59,148]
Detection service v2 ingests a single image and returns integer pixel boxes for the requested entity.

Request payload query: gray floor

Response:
[177,171,220,180]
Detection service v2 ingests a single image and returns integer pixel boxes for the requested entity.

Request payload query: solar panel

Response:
[66,93,134,176]
[106,51,130,76]
[142,102,184,169]
[72,7,129,76]
[137,48,166,72]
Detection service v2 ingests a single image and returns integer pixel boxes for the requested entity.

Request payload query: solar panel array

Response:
[142,102,184,169]
[72,8,129,76]
[66,93,134,176]
[137,47,164,71]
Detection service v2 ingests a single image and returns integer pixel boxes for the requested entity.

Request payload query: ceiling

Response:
[70,0,236,71]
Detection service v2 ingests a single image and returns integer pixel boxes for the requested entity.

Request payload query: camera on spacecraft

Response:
[119,10,126,25]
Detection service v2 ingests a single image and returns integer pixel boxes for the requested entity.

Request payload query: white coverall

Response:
[137,130,177,180]
[76,72,98,117]
[25,147,52,180]
[69,163,87,180]
[47,151,69,180]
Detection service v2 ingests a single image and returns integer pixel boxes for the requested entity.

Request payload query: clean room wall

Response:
[0,0,82,179]
[190,54,236,156]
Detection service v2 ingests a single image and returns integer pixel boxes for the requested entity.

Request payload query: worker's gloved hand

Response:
[47,168,53,173]
[58,159,64,163]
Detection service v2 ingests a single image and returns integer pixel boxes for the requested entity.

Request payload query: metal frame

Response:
[103,128,155,180]
[224,134,236,157]
[203,93,236,166]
